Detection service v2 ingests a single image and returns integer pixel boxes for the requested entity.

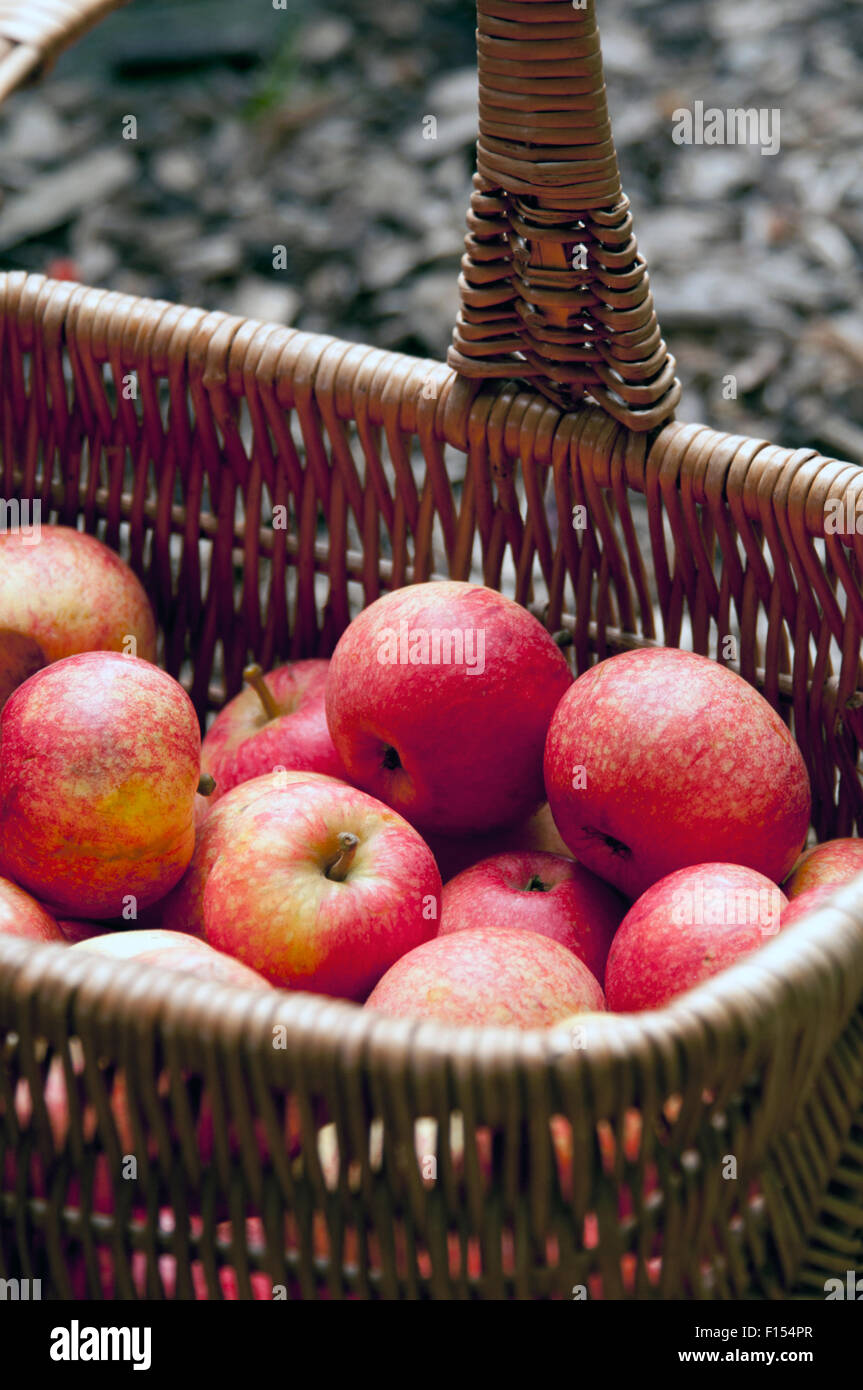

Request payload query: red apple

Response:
[154,769,342,937]
[427,802,574,883]
[0,630,46,711]
[70,928,272,990]
[605,862,788,1012]
[201,659,347,800]
[0,652,201,918]
[779,882,843,930]
[325,581,572,835]
[365,925,606,1028]
[782,838,863,898]
[203,776,442,998]
[544,648,810,898]
[439,850,626,980]
[0,874,64,942]
[0,526,157,690]
[56,918,114,944]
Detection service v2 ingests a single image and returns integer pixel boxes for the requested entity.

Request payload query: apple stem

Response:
[525,875,549,892]
[197,773,217,797]
[243,663,281,721]
[325,831,359,882]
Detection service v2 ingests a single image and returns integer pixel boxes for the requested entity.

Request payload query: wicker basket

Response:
[2,0,863,1301]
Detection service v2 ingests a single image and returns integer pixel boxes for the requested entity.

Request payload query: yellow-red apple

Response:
[782,838,863,898]
[0,526,156,686]
[154,769,342,936]
[203,776,441,998]
[0,652,200,918]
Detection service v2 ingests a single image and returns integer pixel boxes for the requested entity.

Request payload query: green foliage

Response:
[244,34,300,121]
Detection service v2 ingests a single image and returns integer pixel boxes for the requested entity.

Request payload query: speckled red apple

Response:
[201,659,347,799]
[544,648,811,898]
[605,862,788,1012]
[0,652,200,918]
[203,777,442,998]
[0,874,64,942]
[0,526,157,679]
[782,838,863,898]
[439,850,626,981]
[153,769,343,936]
[325,581,572,835]
[365,925,606,1028]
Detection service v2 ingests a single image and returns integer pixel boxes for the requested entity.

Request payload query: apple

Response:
[439,850,626,980]
[200,659,347,800]
[426,802,574,883]
[56,918,114,944]
[0,874,64,942]
[604,862,788,1012]
[544,647,811,898]
[153,769,343,937]
[365,925,606,1028]
[0,630,46,711]
[70,928,272,990]
[203,775,442,998]
[782,838,863,898]
[0,526,157,691]
[0,652,201,918]
[325,581,572,835]
[779,883,843,930]
[50,789,219,937]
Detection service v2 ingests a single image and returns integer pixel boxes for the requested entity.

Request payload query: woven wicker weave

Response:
[1,1,863,1301]
[0,0,128,103]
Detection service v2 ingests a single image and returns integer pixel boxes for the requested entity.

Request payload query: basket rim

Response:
[2,869,863,1099]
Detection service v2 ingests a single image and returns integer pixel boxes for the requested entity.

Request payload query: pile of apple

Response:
[1,523,862,1031]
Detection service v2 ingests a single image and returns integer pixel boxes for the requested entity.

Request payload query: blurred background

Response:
[0,0,861,461]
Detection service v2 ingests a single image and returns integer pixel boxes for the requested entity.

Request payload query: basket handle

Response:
[0,0,128,104]
[449,0,680,432]
[0,0,679,433]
